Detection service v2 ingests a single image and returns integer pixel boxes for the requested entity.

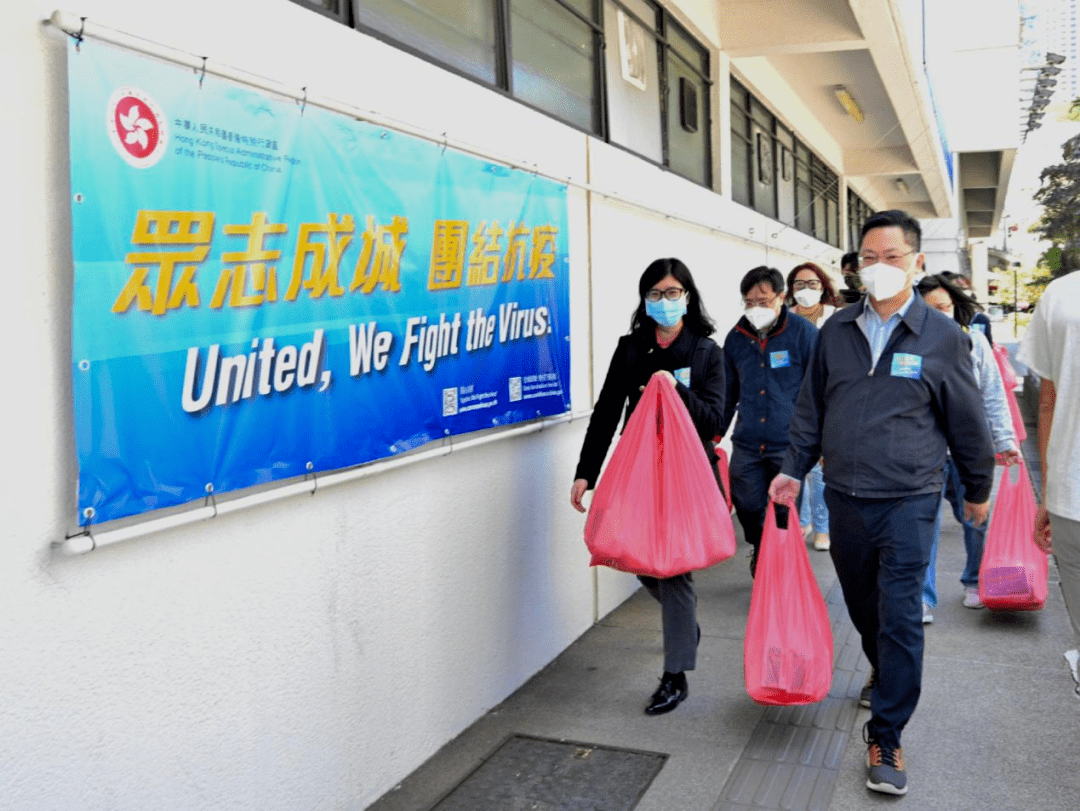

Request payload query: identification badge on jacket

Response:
[891,353,923,379]
[769,350,791,369]
[674,367,691,387]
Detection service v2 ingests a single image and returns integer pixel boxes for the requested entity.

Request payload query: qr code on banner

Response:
[509,376,522,402]
[442,387,458,416]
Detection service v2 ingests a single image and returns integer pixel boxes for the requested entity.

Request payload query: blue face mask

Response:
[645,296,687,328]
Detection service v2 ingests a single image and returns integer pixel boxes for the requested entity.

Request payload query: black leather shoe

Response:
[645,676,688,715]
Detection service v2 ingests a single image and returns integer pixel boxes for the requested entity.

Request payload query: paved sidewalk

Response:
[369,345,1079,811]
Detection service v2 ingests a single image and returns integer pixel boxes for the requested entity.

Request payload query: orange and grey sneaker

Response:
[866,740,907,795]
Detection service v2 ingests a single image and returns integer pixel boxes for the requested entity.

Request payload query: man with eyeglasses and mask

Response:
[717,266,817,577]
[768,210,994,797]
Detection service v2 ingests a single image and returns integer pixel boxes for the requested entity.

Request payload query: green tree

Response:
[1032,129,1080,277]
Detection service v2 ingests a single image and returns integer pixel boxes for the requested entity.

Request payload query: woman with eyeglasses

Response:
[784,262,843,551]
[786,262,843,327]
[916,273,1020,621]
[570,257,725,716]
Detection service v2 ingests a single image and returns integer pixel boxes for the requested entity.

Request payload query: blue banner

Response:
[68,41,570,525]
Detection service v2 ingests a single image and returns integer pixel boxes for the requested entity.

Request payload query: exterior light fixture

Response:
[1022,65,1062,76]
[1046,52,1066,65]
[834,86,864,123]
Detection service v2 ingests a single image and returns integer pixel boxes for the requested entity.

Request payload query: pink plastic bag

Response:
[1003,385,1027,444]
[715,443,733,513]
[744,500,833,705]
[992,343,1019,390]
[978,461,1048,611]
[584,376,736,578]
[991,343,1027,443]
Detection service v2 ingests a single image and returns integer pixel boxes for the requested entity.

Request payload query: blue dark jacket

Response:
[781,293,995,502]
[719,306,817,453]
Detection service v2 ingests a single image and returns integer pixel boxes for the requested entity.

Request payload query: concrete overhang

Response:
[718,0,954,218]
[959,149,1017,240]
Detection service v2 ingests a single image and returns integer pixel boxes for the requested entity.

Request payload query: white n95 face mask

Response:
[859,262,909,301]
[745,306,778,331]
[793,288,822,308]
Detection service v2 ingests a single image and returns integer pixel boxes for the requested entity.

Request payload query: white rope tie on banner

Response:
[46,10,840,266]
[56,409,592,556]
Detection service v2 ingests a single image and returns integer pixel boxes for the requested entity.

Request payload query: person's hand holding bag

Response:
[570,479,589,513]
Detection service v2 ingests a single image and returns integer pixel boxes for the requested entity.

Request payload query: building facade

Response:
[0,1,1019,809]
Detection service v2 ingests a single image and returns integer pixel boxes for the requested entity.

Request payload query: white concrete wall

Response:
[1,2,838,809]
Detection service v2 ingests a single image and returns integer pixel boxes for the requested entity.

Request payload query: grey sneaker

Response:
[963,587,984,609]
[859,668,875,709]
[866,740,908,795]
[922,602,934,624]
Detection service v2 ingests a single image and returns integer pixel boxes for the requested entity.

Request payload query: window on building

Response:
[603,0,662,163]
[812,161,830,244]
[352,1,501,85]
[775,124,795,227]
[289,0,711,187]
[510,0,599,131]
[297,0,352,23]
[729,82,752,207]
[794,141,813,235]
[730,78,840,247]
[847,189,873,251]
[663,16,711,185]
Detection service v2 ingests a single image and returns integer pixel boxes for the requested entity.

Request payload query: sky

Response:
[1004,0,1080,266]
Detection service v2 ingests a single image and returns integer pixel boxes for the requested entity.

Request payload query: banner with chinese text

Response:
[68,41,570,525]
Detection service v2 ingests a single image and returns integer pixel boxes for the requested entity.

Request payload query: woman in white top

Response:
[786,262,843,550]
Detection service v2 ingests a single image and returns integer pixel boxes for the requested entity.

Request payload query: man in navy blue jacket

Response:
[769,211,994,797]
[719,266,817,575]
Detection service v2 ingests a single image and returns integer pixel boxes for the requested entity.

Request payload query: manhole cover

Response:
[430,734,667,811]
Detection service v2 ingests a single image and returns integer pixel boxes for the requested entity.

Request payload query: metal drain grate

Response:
[430,734,667,811]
